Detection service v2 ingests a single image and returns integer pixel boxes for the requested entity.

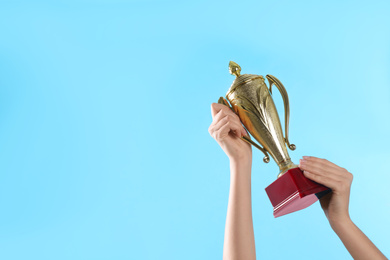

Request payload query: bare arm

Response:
[209,103,256,260]
[299,156,387,260]
[223,156,255,260]
[331,218,387,260]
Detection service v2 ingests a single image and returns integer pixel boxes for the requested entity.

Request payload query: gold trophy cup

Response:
[219,61,330,217]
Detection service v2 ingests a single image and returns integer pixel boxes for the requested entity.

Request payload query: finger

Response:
[299,160,345,181]
[210,115,243,139]
[299,158,347,179]
[304,170,352,194]
[220,116,244,138]
[210,103,246,138]
[211,113,242,132]
[241,127,248,137]
[231,123,245,138]
[214,109,240,125]
[302,156,342,171]
[211,103,227,117]
[300,168,341,188]
[302,171,339,190]
[209,109,225,129]
[209,115,229,136]
[210,113,245,137]
[214,121,237,141]
[211,103,240,120]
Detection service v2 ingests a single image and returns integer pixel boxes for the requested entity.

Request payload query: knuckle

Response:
[229,111,239,118]
[337,181,348,191]
[304,160,313,167]
[215,130,223,141]
[230,114,240,123]
[221,115,229,123]
[226,114,237,123]
[234,114,241,121]
[218,109,226,117]
[208,125,213,135]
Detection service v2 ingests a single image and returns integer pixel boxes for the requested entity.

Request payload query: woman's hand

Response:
[299,156,353,225]
[208,103,251,163]
[300,157,387,260]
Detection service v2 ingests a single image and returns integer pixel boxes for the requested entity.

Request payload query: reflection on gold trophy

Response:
[219,61,329,217]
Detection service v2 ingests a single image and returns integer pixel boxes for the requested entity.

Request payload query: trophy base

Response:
[265,167,331,218]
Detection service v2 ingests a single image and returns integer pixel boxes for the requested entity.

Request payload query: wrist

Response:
[229,156,252,179]
[229,151,252,164]
[329,215,353,231]
[230,156,252,169]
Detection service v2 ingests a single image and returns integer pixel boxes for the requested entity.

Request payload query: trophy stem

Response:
[277,159,298,178]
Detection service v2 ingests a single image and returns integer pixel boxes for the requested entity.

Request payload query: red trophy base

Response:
[265,167,331,218]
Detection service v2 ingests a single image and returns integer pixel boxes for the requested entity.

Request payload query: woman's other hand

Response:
[299,156,353,225]
[300,157,387,260]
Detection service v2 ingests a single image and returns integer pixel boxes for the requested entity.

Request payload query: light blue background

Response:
[0,0,389,259]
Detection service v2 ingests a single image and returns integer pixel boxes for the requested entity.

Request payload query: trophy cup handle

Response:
[218,97,270,163]
[266,75,296,151]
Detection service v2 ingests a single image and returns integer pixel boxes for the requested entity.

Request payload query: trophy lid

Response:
[227,61,264,97]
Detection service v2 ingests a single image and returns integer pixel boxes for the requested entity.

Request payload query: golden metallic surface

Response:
[266,75,296,151]
[222,61,298,177]
[228,61,241,77]
[218,97,270,163]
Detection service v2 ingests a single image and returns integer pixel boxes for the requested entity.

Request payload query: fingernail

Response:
[302,156,310,159]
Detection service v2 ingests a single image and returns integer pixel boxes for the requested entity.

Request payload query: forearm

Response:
[331,218,387,260]
[223,157,256,260]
